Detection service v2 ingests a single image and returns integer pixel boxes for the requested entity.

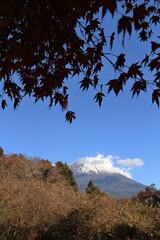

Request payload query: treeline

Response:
[0,150,160,240]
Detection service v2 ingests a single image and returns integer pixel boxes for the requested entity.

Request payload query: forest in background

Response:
[0,148,160,240]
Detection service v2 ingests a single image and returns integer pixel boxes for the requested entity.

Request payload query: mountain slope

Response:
[70,157,146,197]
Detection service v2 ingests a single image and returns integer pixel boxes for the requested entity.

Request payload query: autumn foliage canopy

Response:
[0,0,160,122]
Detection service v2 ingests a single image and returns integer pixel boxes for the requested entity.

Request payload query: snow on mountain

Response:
[70,154,131,178]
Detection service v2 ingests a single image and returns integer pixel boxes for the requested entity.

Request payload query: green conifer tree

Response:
[86,180,102,195]
[56,161,78,191]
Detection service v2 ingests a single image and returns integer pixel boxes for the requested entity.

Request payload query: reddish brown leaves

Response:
[0,0,160,119]
[53,93,68,111]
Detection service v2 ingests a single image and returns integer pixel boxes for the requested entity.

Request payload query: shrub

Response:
[0,146,4,156]
[56,161,78,191]
[86,180,102,195]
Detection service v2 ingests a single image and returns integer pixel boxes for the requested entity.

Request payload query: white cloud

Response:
[117,158,144,167]
[74,154,132,178]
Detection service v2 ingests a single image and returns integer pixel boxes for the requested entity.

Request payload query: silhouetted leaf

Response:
[94,92,105,106]
[148,57,160,71]
[127,63,143,79]
[65,111,76,123]
[80,78,93,91]
[102,0,117,18]
[107,79,124,96]
[139,30,148,41]
[141,55,149,66]
[93,75,99,89]
[115,54,125,70]
[1,100,7,110]
[110,32,115,50]
[151,41,160,54]
[118,16,132,36]
[54,93,64,106]
[151,15,160,25]
[93,62,103,73]
[63,86,68,95]
[152,90,160,107]
[141,21,149,30]
[53,93,68,110]
[154,72,160,82]
[133,4,147,30]
[131,81,147,97]
[14,98,21,110]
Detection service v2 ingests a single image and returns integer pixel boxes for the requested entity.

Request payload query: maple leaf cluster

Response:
[0,0,160,122]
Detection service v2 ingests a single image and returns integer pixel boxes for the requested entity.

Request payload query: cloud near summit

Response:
[76,154,144,179]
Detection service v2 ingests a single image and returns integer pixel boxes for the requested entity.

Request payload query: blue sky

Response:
[1,80,160,188]
[1,11,160,189]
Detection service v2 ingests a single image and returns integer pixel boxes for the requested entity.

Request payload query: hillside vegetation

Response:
[0,152,160,240]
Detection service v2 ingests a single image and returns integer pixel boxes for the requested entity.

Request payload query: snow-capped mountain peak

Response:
[69,154,145,197]
[70,154,131,178]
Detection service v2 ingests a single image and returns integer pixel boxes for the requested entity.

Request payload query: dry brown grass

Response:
[0,155,160,239]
